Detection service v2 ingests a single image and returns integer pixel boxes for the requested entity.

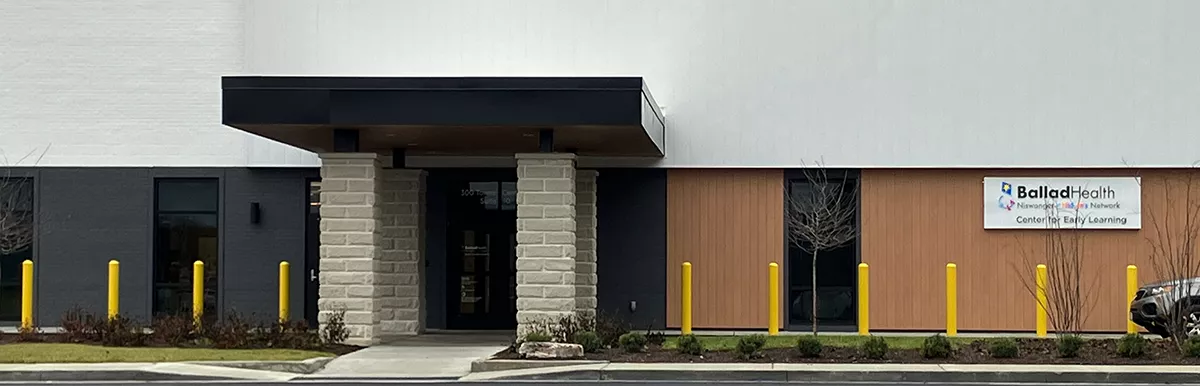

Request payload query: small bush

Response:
[646,330,667,346]
[595,311,632,347]
[921,334,953,359]
[619,332,648,353]
[1185,337,1200,358]
[98,315,146,347]
[60,306,93,343]
[796,335,823,358]
[280,320,322,349]
[554,313,596,343]
[321,310,350,346]
[861,336,889,360]
[1116,333,1148,358]
[524,331,553,343]
[151,314,194,346]
[206,312,254,349]
[1057,334,1084,358]
[736,334,768,359]
[677,334,705,356]
[16,325,41,343]
[572,331,603,353]
[989,338,1019,358]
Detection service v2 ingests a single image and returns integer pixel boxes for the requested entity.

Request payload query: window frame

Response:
[151,177,221,319]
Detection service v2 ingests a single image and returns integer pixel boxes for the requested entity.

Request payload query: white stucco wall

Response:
[0,0,317,167]
[245,0,1200,168]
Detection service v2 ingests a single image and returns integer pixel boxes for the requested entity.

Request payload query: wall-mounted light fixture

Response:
[250,202,262,224]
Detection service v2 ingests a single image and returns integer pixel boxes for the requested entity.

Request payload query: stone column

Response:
[379,169,426,336]
[515,153,577,337]
[574,170,598,319]
[317,153,384,346]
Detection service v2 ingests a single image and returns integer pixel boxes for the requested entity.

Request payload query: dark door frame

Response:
[435,168,519,330]
[304,177,320,328]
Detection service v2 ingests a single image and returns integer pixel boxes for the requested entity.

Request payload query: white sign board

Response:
[983,177,1142,230]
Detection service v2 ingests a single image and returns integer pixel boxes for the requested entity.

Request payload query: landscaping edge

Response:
[469,360,1200,383]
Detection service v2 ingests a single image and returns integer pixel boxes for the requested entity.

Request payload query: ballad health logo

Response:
[998,182,1015,211]
[997,181,1118,211]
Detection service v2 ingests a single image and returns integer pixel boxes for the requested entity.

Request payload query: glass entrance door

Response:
[446,179,517,330]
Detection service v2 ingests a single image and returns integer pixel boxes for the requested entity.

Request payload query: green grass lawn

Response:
[662,335,978,351]
[0,344,334,363]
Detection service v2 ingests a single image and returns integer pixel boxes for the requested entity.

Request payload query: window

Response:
[0,178,33,322]
[786,176,859,330]
[153,179,219,318]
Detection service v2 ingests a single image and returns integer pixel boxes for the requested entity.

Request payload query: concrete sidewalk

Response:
[299,331,510,380]
[463,362,1200,383]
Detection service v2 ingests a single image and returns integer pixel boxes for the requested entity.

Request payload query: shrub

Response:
[989,338,1019,358]
[280,320,322,349]
[151,314,194,346]
[796,335,823,358]
[60,306,93,343]
[646,330,667,346]
[524,331,552,343]
[619,332,648,353]
[1057,334,1084,358]
[321,310,350,346]
[736,334,768,359]
[207,312,253,349]
[554,313,595,343]
[16,325,41,343]
[595,311,631,347]
[1116,333,1147,359]
[677,334,705,356]
[98,315,146,347]
[1185,337,1200,358]
[920,334,953,359]
[572,331,603,353]
[861,336,889,360]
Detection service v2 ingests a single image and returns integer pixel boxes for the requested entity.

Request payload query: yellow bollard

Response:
[858,263,869,336]
[279,261,290,322]
[946,263,957,337]
[108,260,120,320]
[681,262,692,335]
[21,260,32,330]
[193,261,204,325]
[768,262,779,335]
[1036,264,1048,337]
[1127,265,1138,334]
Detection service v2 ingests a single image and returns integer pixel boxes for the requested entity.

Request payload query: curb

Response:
[189,356,335,374]
[0,371,234,382]
[470,359,608,373]
[479,363,1200,384]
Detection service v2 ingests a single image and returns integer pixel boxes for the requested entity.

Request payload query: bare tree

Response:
[785,161,859,335]
[0,147,48,257]
[1010,196,1100,337]
[1135,166,1200,348]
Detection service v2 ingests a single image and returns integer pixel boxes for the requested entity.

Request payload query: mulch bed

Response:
[497,339,1200,365]
[0,333,363,356]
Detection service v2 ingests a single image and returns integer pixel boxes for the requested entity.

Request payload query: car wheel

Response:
[1181,303,1200,338]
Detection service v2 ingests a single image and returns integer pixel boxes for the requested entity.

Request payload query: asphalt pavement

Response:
[10,382,1200,386]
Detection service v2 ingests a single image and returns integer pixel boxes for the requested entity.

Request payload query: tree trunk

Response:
[811,249,820,335]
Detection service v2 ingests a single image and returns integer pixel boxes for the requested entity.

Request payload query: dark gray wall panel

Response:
[15,167,317,326]
[424,173,447,330]
[35,168,153,323]
[221,168,316,322]
[596,168,667,329]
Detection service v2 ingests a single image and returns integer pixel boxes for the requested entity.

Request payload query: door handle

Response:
[310,269,317,281]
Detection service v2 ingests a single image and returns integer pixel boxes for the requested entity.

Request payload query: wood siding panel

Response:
[666,169,785,329]
[862,169,1200,332]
